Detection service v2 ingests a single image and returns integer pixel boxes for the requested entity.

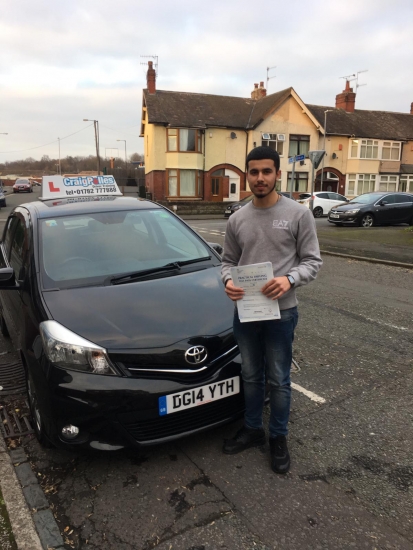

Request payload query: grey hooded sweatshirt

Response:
[221,196,322,310]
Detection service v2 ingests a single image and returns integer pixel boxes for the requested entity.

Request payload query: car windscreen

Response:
[39,209,213,289]
[298,194,311,200]
[349,193,383,204]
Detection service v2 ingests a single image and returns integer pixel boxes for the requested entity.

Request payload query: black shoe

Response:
[269,435,290,474]
[223,426,266,455]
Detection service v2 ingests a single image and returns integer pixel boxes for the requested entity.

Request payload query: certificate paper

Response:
[230,262,281,323]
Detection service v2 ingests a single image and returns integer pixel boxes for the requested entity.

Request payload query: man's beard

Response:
[252,182,277,197]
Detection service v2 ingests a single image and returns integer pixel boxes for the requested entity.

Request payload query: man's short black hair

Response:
[246,146,280,172]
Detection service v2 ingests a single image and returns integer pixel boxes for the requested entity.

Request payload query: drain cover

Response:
[0,360,26,395]
[0,400,33,439]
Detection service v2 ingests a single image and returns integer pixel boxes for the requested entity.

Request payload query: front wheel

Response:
[360,213,374,228]
[27,371,54,448]
[313,206,323,218]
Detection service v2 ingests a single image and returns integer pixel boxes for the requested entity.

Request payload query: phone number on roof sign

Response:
[63,176,116,187]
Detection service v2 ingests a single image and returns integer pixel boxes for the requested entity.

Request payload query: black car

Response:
[224,192,293,218]
[0,196,243,450]
[328,192,413,227]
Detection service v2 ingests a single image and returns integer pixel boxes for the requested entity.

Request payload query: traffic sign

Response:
[308,150,325,169]
[288,154,305,164]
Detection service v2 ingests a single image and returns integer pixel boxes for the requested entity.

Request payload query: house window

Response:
[288,135,310,158]
[347,174,356,195]
[287,171,308,192]
[357,174,376,194]
[167,169,203,197]
[360,139,378,159]
[350,140,358,158]
[379,175,398,192]
[261,134,284,156]
[381,141,400,160]
[400,175,413,193]
[167,129,203,153]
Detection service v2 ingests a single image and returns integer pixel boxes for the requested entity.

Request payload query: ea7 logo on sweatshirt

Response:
[272,219,289,229]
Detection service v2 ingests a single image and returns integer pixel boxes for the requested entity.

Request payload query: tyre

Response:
[313,206,323,218]
[409,215,413,227]
[360,213,374,228]
[27,371,54,448]
[0,311,9,337]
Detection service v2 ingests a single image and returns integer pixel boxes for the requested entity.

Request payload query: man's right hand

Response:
[225,279,245,301]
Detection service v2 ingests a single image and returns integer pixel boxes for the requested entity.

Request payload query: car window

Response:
[317,193,329,199]
[40,209,212,289]
[394,194,412,204]
[350,193,383,204]
[3,217,20,259]
[298,193,311,200]
[381,195,396,204]
[9,219,26,277]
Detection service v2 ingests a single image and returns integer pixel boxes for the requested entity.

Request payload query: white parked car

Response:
[297,192,349,218]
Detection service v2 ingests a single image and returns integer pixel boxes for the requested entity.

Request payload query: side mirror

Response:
[0,267,17,288]
[0,267,14,282]
[208,242,223,257]
[380,200,388,206]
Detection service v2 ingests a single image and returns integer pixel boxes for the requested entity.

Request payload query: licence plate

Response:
[158,376,240,416]
[330,214,340,218]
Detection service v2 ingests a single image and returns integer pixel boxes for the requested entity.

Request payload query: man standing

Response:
[221,146,322,474]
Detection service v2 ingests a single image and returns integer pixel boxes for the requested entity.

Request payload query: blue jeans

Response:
[233,306,298,438]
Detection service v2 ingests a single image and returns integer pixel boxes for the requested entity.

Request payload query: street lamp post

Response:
[319,110,333,192]
[58,137,61,174]
[83,119,100,174]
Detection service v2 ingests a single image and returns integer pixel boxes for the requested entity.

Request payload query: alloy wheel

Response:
[361,214,374,228]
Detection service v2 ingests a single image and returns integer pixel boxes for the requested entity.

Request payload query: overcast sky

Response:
[1,0,412,163]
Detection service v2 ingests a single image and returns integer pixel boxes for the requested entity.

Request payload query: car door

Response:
[375,194,397,224]
[316,192,331,213]
[0,212,31,345]
[393,194,413,223]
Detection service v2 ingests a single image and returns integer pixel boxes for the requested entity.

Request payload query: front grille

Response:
[112,345,239,384]
[119,393,244,443]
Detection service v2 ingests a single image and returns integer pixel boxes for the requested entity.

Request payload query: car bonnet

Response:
[41,267,233,350]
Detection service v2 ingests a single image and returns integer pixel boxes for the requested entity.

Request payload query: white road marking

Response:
[365,317,409,332]
[291,382,326,404]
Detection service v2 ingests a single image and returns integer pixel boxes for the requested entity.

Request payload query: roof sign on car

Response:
[40,175,123,201]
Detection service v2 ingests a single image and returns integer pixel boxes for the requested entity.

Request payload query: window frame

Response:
[349,138,401,161]
[399,175,413,193]
[166,128,203,153]
[166,169,203,198]
[287,171,308,192]
[288,135,310,158]
[261,134,284,156]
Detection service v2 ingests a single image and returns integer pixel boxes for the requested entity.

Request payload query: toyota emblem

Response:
[185,346,208,365]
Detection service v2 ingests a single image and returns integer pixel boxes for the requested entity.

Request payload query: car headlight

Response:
[233,205,241,211]
[346,209,360,214]
[39,320,118,375]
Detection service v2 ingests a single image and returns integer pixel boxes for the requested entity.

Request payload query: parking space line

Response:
[291,382,326,404]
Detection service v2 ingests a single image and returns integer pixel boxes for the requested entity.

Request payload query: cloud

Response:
[1,0,412,160]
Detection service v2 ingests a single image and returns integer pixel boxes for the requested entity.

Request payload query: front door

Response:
[211,177,223,202]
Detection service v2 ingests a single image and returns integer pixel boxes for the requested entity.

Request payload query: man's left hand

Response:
[261,276,291,300]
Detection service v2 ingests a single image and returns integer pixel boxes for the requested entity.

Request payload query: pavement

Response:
[0,216,412,549]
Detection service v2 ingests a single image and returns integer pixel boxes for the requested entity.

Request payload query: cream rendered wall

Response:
[252,98,320,192]
[319,136,349,176]
[401,141,413,164]
[166,153,204,170]
[144,124,167,173]
[346,159,380,174]
[204,128,246,172]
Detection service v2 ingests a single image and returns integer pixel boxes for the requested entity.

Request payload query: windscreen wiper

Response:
[109,256,211,285]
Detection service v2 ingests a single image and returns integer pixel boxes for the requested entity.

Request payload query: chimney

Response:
[335,80,356,112]
[147,61,156,94]
[251,81,267,100]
